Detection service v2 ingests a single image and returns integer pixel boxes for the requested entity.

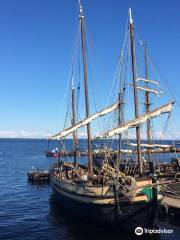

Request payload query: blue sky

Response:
[0,0,180,138]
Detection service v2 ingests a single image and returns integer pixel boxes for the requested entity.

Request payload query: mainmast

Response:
[79,3,93,175]
[71,78,78,168]
[118,93,122,166]
[144,45,151,162]
[117,87,124,166]
[129,8,143,175]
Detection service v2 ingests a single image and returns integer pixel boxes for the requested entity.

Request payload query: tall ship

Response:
[48,2,177,229]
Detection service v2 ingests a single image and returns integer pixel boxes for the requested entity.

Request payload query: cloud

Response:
[0,130,51,139]
[148,131,180,140]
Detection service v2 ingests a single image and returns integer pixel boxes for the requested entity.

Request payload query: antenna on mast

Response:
[79,0,83,16]
[129,8,133,24]
[71,77,75,89]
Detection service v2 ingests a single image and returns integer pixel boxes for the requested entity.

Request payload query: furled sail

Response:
[49,101,119,140]
[136,77,159,86]
[120,149,133,153]
[129,143,171,148]
[94,101,174,139]
[137,86,163,95]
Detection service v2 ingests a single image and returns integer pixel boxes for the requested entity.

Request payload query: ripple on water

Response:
[0,139,180,240]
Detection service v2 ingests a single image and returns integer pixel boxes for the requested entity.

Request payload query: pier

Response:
[28,170,50,183]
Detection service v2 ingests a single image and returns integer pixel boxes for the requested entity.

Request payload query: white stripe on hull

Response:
[51,176,116,204]
[50,176,160,205]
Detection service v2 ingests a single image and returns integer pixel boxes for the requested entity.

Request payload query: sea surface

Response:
[0,138,180,240]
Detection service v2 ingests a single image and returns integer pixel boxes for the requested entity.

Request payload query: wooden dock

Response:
[28,170,50,183]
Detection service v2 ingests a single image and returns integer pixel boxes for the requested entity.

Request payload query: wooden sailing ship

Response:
[46,144,180,158]
[48,4,177,229]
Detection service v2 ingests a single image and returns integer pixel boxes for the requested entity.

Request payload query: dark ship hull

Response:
[50,175,159,229]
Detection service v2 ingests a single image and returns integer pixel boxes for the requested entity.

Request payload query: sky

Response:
[0,0,180,139]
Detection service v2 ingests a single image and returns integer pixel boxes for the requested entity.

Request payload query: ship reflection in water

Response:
[48,194,171,240]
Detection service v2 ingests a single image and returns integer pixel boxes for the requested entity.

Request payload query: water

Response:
[0,138,179,240]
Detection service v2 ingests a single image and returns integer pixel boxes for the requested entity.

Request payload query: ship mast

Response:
[117,86,124,166]
[71,78,78,168]
[129,8,143,175]
[79,3,93,175]
[144,45,151,162]
[118,92,122,166]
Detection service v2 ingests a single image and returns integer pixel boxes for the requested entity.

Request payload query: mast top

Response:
[129,8,133,24]
[71,77,75,89]
[79,0,84,18]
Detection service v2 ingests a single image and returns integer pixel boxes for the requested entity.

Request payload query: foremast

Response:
[79,3,93,176]
[71,78,78,168]
[117,88,124,166]
[144,45,151,162]
[129,8,143,175]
